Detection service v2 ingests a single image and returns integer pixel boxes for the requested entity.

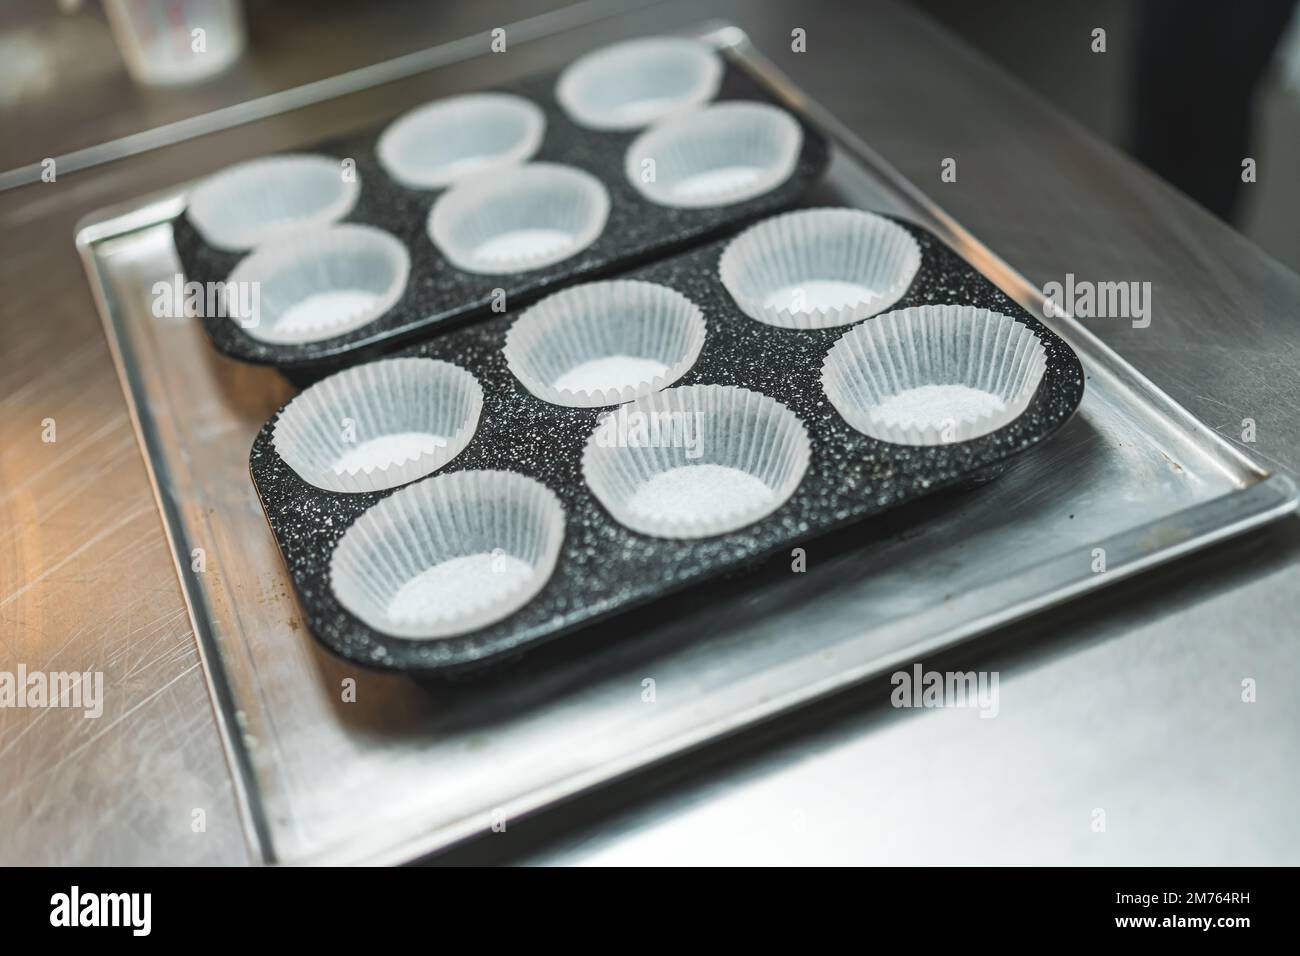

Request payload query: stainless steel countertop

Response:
[2,0,1298,866]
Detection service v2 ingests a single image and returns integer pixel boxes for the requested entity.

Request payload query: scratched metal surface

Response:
[75,26,1295,864]
[0,198,248,865]
[5,0,1300,865]
[1,0,656,868]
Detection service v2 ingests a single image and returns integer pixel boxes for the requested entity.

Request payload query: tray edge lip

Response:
[75,204,277,866]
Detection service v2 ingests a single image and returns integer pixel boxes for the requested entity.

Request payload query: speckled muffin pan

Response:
[248,215,1085,677]
[175,58,830,377]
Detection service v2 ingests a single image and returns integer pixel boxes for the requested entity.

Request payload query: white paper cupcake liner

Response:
[428,162,610,274]
[186,153,360,252]
[556,36,723,130]
[502,279,706,408]
[376,92,546,190]
[330,470,566,639]
[272,357,483,493]
[581,384,810,539]
[624,102,803,209]
[224,224,410,344]
[719,208,922,329]
[821,305,1048,446]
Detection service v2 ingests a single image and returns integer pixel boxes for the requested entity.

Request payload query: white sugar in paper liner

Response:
[556,36,723,131]
[330,470,565,639]
[719,208,922,329]
[272,357,483,493]
[428,162,610,274]
[376,92,545,189]
[821,304,1048,446]
[225,224,409,344]
[187,153,359,252]
[624,102,802,209]
[581,384,810,539]
[502,279,706,408]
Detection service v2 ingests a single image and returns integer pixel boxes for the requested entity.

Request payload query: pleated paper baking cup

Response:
[821,305,1048,446]
[625,102,802,209]
[272,357,483,493]
[719,208,922,329]
[503,280,706,408]
[376,93,546,189]
[428,162,610,274]
[187,154,359,252]
[582,384,810,539]
[330,470,565,639]
[556,36,723,131]
[225,224,409,344]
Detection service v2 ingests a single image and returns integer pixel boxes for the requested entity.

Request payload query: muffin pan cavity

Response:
[186,153,360,252]
[822,305,1048,446]
[376,92,546,190]
[556,36,723,130]
[226,224,410,345]
[272,357,483,493]
[502,279,706,407]
[719,208,921,329]
[625,102,803,209]
[582,384,811,538]
[329,470,565,639]
[428,162,610,274]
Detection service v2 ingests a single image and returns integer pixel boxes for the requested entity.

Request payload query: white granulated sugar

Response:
[553,355,668,395]
[474,228,572,264]
[872,384,1005,428]
[275,290,377,336]
[762,280,879,313]
[331,432,448,474]
[672,165,763,201]
[386,552,533,624]
[628,464,772,524]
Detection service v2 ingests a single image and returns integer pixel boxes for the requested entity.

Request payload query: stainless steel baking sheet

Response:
[76,24,1298,865]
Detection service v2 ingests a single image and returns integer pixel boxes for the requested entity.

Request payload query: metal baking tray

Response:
[77,24,1298,864]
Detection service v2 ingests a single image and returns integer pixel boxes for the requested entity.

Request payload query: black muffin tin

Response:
[175,61,830,379]
[248,217,1086,677]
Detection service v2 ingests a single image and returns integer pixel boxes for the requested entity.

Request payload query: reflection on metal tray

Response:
[77,25,1297,864]
[250,223,1084,675]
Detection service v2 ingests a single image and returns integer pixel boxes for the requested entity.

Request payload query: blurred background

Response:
[2,0,1297,270]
